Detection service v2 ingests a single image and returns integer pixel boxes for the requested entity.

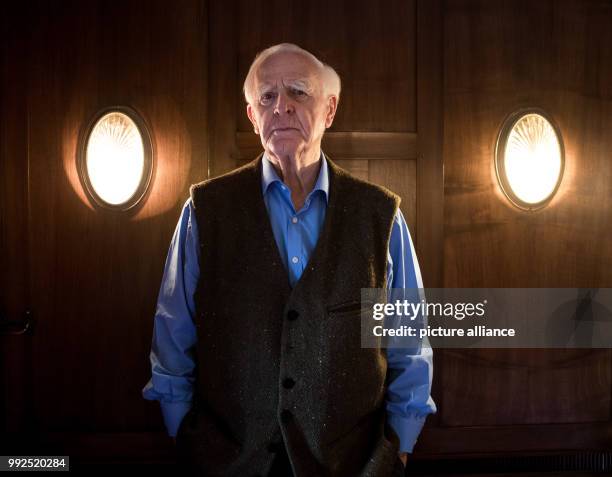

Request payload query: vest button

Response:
[282,377,296,389]
[287,309,299,321]
[280,409,293,423]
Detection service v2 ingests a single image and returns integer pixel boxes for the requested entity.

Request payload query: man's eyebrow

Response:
[256,83,277,95]
[255,78,316,97]
[285,78,314,92]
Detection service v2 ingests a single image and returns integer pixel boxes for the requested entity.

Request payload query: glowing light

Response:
[83,110,150,208]
[496,111,564,209]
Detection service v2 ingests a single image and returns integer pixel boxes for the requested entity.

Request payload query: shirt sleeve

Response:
[142,198,200,437]
[385,208,437,453]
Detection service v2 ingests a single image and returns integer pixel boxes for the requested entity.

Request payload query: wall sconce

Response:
[78,106,153,210]
[495,109,564,210]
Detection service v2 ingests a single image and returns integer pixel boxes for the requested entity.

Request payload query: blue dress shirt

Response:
[142,153,436,453]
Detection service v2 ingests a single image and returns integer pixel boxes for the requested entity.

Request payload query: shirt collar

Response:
[261,151,329,203]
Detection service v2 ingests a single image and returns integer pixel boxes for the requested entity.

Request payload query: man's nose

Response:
[273,92,295,115]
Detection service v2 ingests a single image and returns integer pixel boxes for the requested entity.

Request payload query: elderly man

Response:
[143,43,436,477]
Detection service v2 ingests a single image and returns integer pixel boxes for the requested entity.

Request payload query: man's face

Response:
[247,52,337,158]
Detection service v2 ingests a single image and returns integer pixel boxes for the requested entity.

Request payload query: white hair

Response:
[243,43,341,105]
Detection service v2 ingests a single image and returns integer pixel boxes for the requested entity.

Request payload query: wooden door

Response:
[1,0,208,464]
[425,0,612,456]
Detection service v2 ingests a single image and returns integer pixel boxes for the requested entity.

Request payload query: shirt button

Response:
[280,409,293,423]
[287,310,299,321]
[282,377,296,389]
[291,256,299,264]
[291,216,298,224]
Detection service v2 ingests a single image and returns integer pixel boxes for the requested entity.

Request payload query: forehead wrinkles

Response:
[256,77,315,95]
[255,54,322,93]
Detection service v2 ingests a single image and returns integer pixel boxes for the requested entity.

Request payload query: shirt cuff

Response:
[387,412,427,453]
[142,374,194,402]
[142,380,161,401]
[160,401,192,437]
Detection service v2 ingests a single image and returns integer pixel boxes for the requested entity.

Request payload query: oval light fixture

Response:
[495,109,564,210]
[78,106,153,210]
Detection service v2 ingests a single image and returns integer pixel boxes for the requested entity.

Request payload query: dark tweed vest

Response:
[176,154,402,477]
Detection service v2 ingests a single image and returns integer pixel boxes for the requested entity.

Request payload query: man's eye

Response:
[292,89,307,97]
[260,93,274,104]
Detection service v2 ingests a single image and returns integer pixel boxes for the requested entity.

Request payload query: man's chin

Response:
[267,139,303,158]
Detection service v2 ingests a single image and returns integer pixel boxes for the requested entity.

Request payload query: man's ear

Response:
[246,104,259,134]
[325,95,338,129]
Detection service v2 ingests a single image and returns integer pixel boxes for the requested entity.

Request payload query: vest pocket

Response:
[326,299,374,316]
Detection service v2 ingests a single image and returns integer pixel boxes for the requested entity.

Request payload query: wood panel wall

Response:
[2,0,611,466]
[0,2,30,437]
[428,0,612,454]
[2,0,208,459]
